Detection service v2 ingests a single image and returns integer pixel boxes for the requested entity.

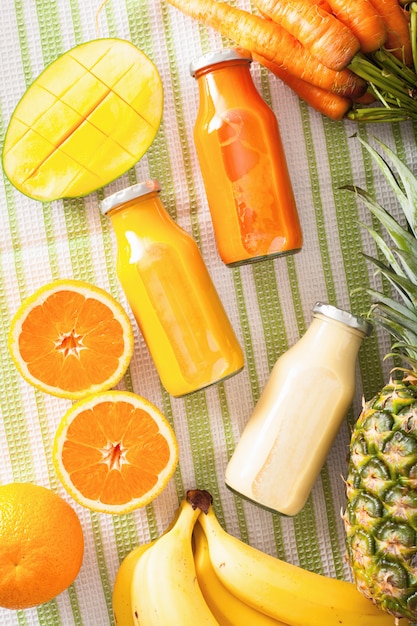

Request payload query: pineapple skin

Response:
[344,375,417,621]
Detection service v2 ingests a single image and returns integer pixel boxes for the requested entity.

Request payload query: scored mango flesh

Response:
[2,38,163,201]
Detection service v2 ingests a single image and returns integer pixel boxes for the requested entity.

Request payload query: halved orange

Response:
[53,391,179,514]
[8,279,134,400]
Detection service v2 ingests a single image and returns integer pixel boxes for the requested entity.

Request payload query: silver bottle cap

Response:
[190,48,252,77]
[100,180,161,215]
[313,302,372,336]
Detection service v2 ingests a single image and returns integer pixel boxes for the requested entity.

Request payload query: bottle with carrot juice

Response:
[100,180,244,397]
[190,48,303,267]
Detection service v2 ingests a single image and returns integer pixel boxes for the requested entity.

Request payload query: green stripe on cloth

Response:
[252,261,286,371]
[35,600,61,626]
[299,101,337,303]
[293,498,323,574]
[68,0,83,44]
[320,464,346,580]
[1,7,78,622]
[15,612,28,626]
[232,267,260,404]
[0,109,35,485]
[32,1,111,621]
[90,511,113,623]
[0,271,35,483]
[184,391,226,523]
[160,389,186,500]
[296,100,345,574]
[323,117,385,405]
[35,0,63,66]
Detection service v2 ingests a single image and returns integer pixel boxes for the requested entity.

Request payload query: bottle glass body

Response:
[191,49,302,267]
[225,303,371,516]
[102,182,244,397]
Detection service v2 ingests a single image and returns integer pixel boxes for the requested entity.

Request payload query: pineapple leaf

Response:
[362,287,417,328]
[368,314,408,343]
[364,298,417,338]
[345,184,417,255]
[362,226,417,286]
[358,137,417,237]
[389,343,417,366]
[345,136,417,365]
[394,248,417,286]
[361,253,417,306]
[368,309,417,353]
[359,221,405,275]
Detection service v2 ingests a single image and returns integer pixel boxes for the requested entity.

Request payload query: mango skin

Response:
[2,38,163,202]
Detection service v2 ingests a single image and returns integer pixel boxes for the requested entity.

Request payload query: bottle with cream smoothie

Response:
[101,180,244,397]
[225,302,372,516]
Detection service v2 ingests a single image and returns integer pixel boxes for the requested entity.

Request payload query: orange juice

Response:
[225,303,371,515]
[101,180,244,397]
[190,48,303,267]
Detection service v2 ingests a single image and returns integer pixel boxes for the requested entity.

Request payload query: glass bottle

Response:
[190,48,303,267]
[101,180,244,397]
[225,302,372,516]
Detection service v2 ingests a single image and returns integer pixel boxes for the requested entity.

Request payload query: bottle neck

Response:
[195,60,256,105]
[194,59,252,80]
[106,191,176,237]
[300,314,366,362]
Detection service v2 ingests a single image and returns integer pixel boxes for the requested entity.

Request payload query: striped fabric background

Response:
[1,0,416,624]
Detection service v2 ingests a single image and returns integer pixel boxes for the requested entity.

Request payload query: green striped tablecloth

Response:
[1,1,415,624]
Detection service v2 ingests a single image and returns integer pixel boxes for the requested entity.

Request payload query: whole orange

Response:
[0,482,84,610]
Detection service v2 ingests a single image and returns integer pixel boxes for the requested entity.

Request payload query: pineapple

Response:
[343,137,417,623]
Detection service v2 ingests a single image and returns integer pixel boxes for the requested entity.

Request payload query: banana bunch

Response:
[112,489,401,626]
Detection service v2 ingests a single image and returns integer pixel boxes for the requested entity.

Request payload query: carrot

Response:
[325,0,387,53]
[315,0,333,12]
[367,0,412,64]
[167,0,367,97]
[351,91,377,104]
[253,53,352,120]
[253,0,360,71]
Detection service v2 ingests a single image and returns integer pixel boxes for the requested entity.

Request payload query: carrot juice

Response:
[100,180,244,397]
[190,48,303,267]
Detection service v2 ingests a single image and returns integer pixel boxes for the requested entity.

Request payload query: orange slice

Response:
[53,391,179,514]
[2,38,163,201]
[8,279,134,400]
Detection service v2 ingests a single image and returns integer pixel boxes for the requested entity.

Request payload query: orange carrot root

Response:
[367,0,412,64]
[167,0,366,97]
[252,0,360,70]
[254,53,352,120]
[351,91,377,104]
[325,0,387,53]
[315,0,333,13]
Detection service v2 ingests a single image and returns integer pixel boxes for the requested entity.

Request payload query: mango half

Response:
[2,38,163,202]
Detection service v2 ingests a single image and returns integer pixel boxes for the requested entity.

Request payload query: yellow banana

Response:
[193,521,288,626]
[193,493,398,626]
[131,497,219,625]
[113,510,180,626]
[113,540,155,626]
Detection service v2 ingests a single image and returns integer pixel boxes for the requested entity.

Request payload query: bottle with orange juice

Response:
[101,180,244,397]
[190,48,303,267]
